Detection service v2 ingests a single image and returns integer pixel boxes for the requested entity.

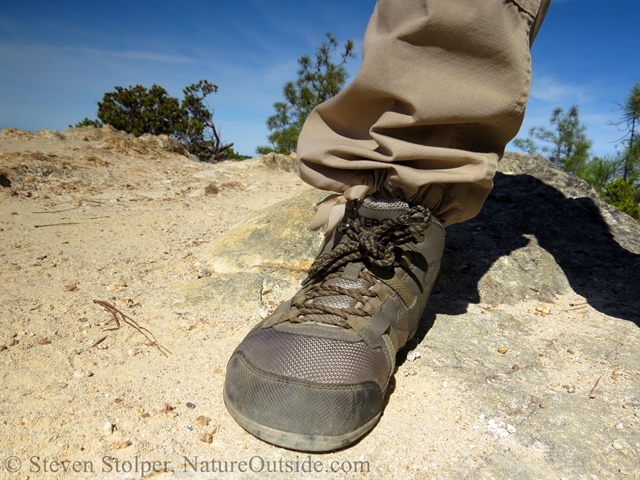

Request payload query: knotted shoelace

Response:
[290,205,432,327]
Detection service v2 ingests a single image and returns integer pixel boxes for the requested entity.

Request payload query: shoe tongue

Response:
[357,197,409,229]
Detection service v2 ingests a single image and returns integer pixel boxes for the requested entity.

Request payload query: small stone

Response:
[539,402,546,409]
[199,432,213,444]
[195,415,212,427]
[158,403,174,413]
[615,423,624,431]
[38,338,51,345]
[506,424,517,434]
[37,254,48,260]
[567,386,575,394]
[442,381,448,388]
[512,364,520,371]
[204,183,219,195]
[58,382,68,389]
[167,411,179,419]
[406,351,422,362]
[114,398,123,404]
[497,347,508,354]
[103,422,114,435]
[197,270,211,279]
[64,283,78,292]
[0,345,7,351]
[8,338,18,347]
[109,440,132,450]
[140,413,150,418]
[535,304,551,314]
[186,402,196,409]
[612,440,624,450]
[567,348,575,354]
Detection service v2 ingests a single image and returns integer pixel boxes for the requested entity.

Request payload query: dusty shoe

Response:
[223,196,445,451]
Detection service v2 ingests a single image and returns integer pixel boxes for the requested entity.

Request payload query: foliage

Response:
[97,84,183,137]
[171,80,234,162]
[514,105,592,175]
[73,117,103,128]
[600,177,640,220]
[578,154,622,192]
[77,80,233,162]
[617,80,640,181]
[257,32,356,155]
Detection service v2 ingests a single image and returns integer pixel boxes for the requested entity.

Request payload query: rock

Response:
[103,422,114,435]
[173,188,326,324]
[169,152,640,478]
[157,403,174,413]
[195,416,211,427]
[226,153,298,173]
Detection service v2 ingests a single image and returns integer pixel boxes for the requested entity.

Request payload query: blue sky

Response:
[1,0,638,158]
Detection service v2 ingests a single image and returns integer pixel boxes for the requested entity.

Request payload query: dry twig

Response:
[588,374,603,399]
[93,300,171,357]
[34,222,80,228]
[32,207,81,214]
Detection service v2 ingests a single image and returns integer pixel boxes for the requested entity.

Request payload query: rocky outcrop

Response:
[0,125,191,157]
[174,151,639,477]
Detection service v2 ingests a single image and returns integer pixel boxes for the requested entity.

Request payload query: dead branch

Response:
[92,300,171,357]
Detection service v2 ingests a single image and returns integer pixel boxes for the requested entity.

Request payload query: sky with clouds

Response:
[1,0,638,158]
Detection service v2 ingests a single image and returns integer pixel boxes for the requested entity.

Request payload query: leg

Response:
[224,0,551,452]
[298,0,550,227]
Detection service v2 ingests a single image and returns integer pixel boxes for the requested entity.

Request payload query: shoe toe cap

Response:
[224,350,383,439]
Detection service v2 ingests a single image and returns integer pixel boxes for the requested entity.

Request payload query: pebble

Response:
[158,403,174,413]
[539,402,547,409]
[535,304,551,314]
[512,364,520,371]
[506,424,517,434]
[0,345,7,351]
[195,415,212,427]
[8,338,19,347]
[58,382,68,389]
[612,440,624,450]
[109,440,132,450]
[615,423,624,430]
[167,411,179,419]
[199,432,213,444]
[37,254,48,260]
[64,283,78,292]
[186,402,196,409]
[497,347,508,354]
[197,269,211,279]
[38,338,51,345]
[406,351,422,362]
[103,422,114,435]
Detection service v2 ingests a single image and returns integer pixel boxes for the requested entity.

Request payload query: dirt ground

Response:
[0,127,315,479]
[1,127,638,480]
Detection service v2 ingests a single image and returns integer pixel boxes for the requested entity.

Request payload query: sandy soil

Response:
[1,127,638,480]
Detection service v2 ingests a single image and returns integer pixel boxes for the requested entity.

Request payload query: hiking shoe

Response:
[223,195,445,451]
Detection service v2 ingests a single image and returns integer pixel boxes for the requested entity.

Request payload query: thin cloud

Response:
[530,75,590,103]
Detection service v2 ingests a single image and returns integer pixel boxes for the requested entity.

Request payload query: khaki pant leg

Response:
[297,0,551,226]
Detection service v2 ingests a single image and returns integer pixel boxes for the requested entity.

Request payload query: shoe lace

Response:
[289,205,432,328]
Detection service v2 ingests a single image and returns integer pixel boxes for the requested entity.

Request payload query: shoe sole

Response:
[223,387,381,452]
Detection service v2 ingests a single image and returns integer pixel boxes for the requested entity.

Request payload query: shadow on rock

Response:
[426,169,640,329]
